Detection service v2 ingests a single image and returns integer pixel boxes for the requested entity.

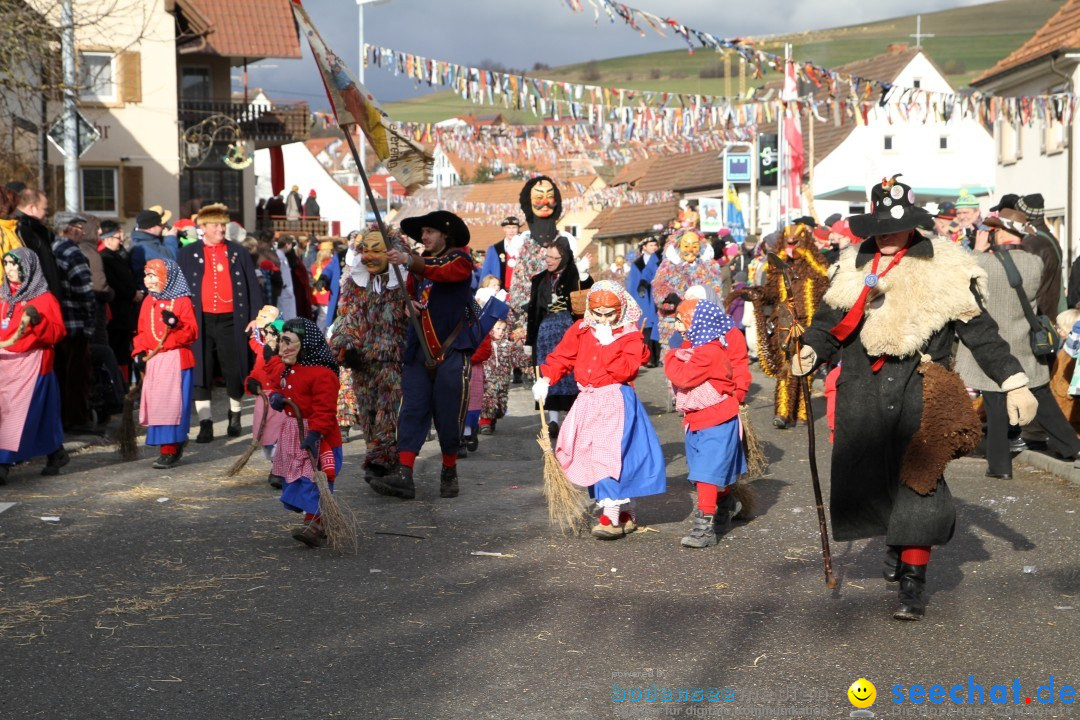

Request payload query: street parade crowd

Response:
[2,172,1080,622]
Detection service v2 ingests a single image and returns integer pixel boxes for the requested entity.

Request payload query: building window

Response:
[180,67,211,101]
[913,78,921,89]
[939,136,949,150]
[999,121,1021,164]
[1044,121,1066,155]
[884,136,894,151]
[81,167,118,214]
[78,51,116,102]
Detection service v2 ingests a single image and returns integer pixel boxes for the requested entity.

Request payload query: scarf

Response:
[687,299,736,348]
[147,258,193,300]
[1,247,49,312]
[283,317,339,374]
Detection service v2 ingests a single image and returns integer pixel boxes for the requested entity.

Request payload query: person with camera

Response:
[955,213,1080,479]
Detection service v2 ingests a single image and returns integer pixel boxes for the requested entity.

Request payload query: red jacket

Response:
[0,292,66,375]
[133,296,198,370]
[471,334,492,365]
[540,320,648,387]
[250,356,342,447]
[663,329,750,431]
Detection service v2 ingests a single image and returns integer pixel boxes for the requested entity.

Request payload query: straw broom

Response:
[536,401,589,535]
[285,399,358,553]
[733,404,766,520]
[225,389,270,477]
[117,328,170,461]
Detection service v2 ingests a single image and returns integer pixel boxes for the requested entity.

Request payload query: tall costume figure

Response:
[330,231,409,484]
[177,203,261,442]
[795,176,1039,621]
[0,248,67,482]
[533,281,666,540]
[625,235,661,366]
[651,230,725,349]
[741,220,829,429]
[134,259,198,469]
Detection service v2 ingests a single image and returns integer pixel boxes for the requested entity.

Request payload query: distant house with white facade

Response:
[971,0,1077,261]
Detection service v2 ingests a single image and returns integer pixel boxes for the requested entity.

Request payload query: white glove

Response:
[532,377,550,403]
[790,345,817,376]
[593,324,614,346]
[1006,386,1038,426]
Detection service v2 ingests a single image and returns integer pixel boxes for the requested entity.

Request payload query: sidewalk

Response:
[1015,448,1080,488]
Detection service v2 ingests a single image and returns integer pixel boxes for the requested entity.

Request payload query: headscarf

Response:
[536,235,578,311]
[282,317,339,374]
[685,299,736,348]
[1,247,49,308]
[584,280,641,331]
[145,258,192,300]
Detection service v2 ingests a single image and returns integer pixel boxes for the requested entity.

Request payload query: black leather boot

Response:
[893,563,928,621]
[883,545,902,582]
[41,447,70,476]
[227,410,242,437]
[196,419,214,443]
[440,464,459,498]
[369,464,416,499]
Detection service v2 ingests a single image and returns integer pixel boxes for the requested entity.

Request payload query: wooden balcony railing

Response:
[179,99,310,147]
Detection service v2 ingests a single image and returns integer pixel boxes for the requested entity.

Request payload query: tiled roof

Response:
[587,200,680,239]
[973,0,1080,84]
[181,0,301,60]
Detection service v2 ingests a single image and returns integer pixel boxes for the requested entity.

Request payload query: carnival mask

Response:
[675,299,698,331]
[679,233,702,263]
[255,305,280,329]
[530,180,557,219]
[588,289,623,326]
[360,233,389,274]
[3,253,23,284]
[144,259,167,294]
[278,331,301,366]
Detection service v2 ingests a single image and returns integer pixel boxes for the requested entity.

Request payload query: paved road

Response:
[1,367,1077,719]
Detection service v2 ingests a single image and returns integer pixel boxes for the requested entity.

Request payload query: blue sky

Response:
[246,0,993,110]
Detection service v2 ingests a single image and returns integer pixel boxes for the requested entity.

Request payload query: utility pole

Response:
[61,0,79,212]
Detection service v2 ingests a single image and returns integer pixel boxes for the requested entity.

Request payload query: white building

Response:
[254,140,361,234]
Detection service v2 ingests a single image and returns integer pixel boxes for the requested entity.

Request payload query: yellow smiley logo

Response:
[848,678,877,709]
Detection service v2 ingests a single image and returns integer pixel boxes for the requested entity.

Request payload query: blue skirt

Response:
[146,368,193,447]
[685,418,746,488]
[537,312,577,398]
[280,446,344,516]
[0,372,63,464]
[589,385,667,501]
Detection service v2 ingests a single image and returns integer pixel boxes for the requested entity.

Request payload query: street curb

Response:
[1015,449,1080,488]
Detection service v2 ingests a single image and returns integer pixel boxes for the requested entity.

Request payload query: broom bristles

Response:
[226,394,269,477]
[316,471,358,554]
[537,409,589,534]
[740,405,768,478]
[732,479,755,520]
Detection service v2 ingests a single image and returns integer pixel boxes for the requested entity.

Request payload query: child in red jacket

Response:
[664,299,751,548]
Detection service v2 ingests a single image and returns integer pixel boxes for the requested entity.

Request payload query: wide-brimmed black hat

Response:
[989,193,1019,212]
[400,210,470,248]
[848,175,934,237]
[500,216,521,227]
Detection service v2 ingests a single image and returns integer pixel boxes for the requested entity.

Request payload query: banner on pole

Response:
[291,1,432,193]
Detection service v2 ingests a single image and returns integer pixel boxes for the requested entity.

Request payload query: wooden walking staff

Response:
[766,252,837,589]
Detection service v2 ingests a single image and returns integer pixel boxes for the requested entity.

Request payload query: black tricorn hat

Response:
[848,174,934,238]
[400,210,470,248]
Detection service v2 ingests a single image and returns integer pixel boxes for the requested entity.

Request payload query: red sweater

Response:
[471,334,493,365]
[132,296,198,370]
[663,329,751,431]
[540,320,648,387]
[249,356,342,447]
[0,292,66,375]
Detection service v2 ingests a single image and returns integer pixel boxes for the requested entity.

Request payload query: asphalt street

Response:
[0,366,1077,719]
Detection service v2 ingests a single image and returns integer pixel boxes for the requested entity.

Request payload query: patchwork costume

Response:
[651,230,725,349]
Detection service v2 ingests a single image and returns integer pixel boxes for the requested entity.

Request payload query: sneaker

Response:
[714,494,743,536]
[591,521,627,540]
[268,472,284,490]
[41,447,70,476]
[369,465,416,500]
[680,509,718,548]
[440,465,459,498]
[227,411,241,438]
[548,421,560,442]
[195,419,214,443]
[340,425,352,444]
[292,520,326,548]
[772,416,788,430]
[478,424,493,436]
[152,453,180,469]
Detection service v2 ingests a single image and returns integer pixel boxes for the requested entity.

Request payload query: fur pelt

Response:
[823,238,988,359]
[900,361,983,495]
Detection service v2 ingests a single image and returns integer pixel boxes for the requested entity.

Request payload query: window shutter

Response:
[119,51,141,104]
[122,165,143,217]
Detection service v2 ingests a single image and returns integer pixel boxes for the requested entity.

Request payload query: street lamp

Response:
[357,0,391,230]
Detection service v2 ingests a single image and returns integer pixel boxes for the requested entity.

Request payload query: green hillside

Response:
[383,0,1064,124]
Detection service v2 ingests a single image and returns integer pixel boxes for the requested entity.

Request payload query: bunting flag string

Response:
[364,42,1077,132]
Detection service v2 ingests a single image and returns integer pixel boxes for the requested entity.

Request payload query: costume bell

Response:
[329,231,409,484]
[133,259,198,469]
[795,175,1039,621]
[250,318,344,548]
[533,281,666,540]
[0,248,68,483]
[664,299,751,548]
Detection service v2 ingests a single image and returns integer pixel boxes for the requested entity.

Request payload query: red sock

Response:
[160,444,178,455]
[399,451,417,469]
[696,482,719,514]
[442,453,457,468]
[900,546,931,565]
[479,418,493,427]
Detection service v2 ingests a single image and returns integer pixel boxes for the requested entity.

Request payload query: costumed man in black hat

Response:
[481,216,523,293]
[792,175,1038,621]
[177,203,261,442]
[734,217,829,429]
[370,211,502,500]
